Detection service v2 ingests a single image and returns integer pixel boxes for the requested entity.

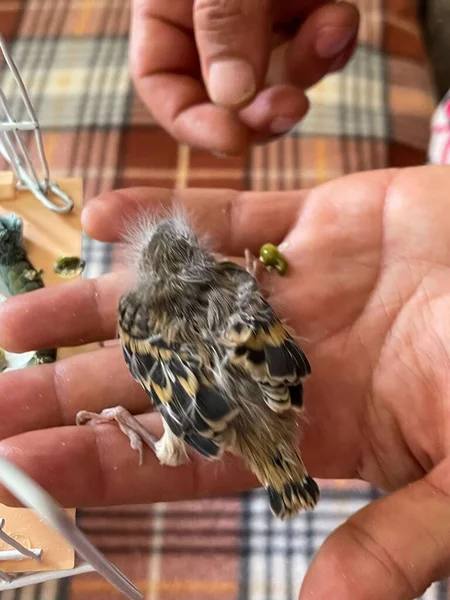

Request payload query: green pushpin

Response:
[259,243,288,276]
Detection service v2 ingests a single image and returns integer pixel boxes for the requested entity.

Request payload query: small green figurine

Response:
[0,214,44,294]
[259,243,289,276]
[54,255,85,278]
[0,213,56,364]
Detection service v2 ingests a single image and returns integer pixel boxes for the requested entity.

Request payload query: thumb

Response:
[193,0,270,108]
[300,464,450,599]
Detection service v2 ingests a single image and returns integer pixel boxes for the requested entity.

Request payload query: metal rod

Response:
[0,131,23,180]
[0,549,42,561]
[0,562,95,590]
[0,33,50,185]
[13,161,73,213]
[0,526,41,561]
[0,133,73,212]
[0,87,42,189]
[0,122,37,131]
[0,457,143,600]
[0,570,13,583]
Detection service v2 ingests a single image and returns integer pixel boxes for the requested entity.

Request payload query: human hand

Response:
[2,165,450,598]
[130,0,359,154]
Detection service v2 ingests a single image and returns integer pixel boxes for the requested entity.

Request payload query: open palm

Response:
[1,165,450,599]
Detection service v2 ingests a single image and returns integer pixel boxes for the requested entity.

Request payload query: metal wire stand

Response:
[0,32,73,213]
[0,457,142,599]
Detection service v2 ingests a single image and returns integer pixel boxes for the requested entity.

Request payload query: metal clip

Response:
[0,33,73,214]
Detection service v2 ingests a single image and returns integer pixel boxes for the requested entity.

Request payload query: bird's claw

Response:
[76,406,158,466]
[245,249,263,279]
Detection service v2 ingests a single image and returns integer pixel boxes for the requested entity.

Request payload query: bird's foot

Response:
[244,249,263,280]
[76,406,157,466]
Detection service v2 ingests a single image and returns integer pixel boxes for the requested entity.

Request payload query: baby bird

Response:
[77,214,319,519]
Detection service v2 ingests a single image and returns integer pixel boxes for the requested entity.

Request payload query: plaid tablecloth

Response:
[0,1,442,599]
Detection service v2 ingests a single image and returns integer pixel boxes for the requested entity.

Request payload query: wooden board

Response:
[0,172,14,200]
[0,507,76,573]
[0,173,97,573]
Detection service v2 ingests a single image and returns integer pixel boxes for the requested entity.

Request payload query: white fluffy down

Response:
[117,204,215,278]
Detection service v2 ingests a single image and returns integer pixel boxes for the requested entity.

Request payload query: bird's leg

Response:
[76,406,158,466]
[244,249,263,279]
[154,420,189,467]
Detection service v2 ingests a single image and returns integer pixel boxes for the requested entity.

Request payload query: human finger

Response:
[238,1,359,140]
[0,412,257,507]
[130,0,249,154]
[82,187,308,254]
[238,85,309,138]
[0,346,148,441]
[299,462,450,599]
[135,74,250,154]
[193,0,270,109]
[0,272,127,353]
[267,2,360,90]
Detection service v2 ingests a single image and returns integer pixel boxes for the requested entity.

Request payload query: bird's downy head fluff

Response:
[122,208,216,285]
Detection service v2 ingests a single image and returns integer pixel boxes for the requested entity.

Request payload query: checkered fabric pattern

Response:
[0,1,442,599]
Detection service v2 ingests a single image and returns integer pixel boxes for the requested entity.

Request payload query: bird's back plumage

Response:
[118,216,319,519]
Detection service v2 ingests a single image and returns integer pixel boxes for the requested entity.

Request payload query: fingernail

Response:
[270,117,298,134]
[315,26,356,59]
[208,59,256,107]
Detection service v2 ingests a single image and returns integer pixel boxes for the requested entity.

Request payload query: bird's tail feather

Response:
[251,451,319,520]
[266,473,319,520]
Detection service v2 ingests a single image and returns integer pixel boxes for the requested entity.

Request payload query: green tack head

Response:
[274,256,288,276]
[259,243,278,264]
[259,243,288,276]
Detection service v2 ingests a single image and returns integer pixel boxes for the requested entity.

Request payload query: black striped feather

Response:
[120,332,237,459]
[225,305,310,413]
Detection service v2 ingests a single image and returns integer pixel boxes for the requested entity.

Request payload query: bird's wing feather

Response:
[120,330,237,458]
[219,263,311,413]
